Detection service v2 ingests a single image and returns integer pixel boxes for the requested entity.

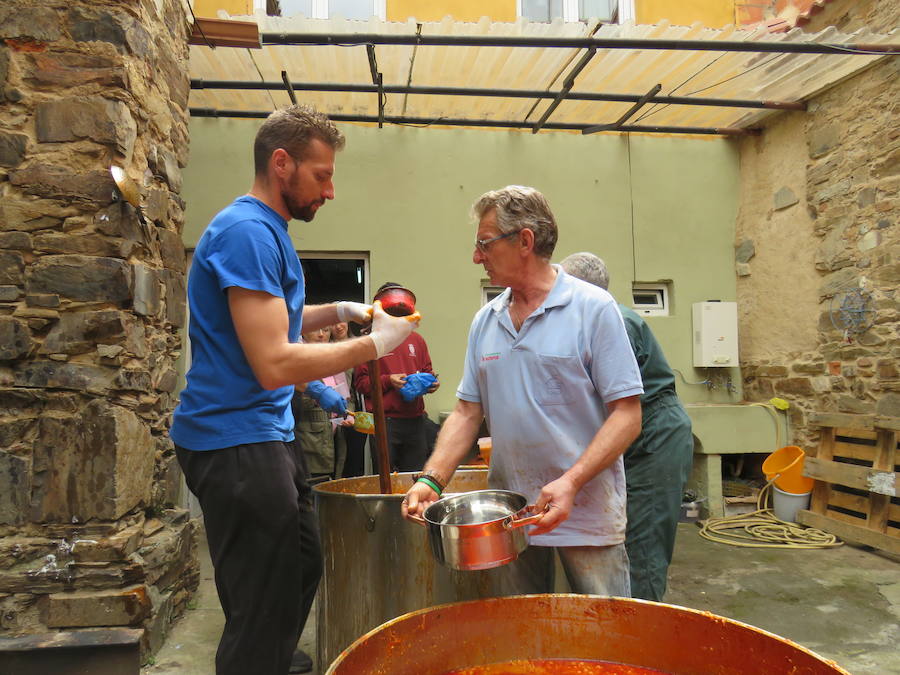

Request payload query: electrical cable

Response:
[671,367,710,386]
[698,480,842,549]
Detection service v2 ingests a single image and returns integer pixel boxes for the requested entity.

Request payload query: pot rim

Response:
[423,489,528,528]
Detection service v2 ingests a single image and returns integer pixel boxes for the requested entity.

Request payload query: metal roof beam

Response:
[189,107,749,135]
[190,79,806,111]
[583,83,662,134]
[259,32,900,55]
[531,47,596,134]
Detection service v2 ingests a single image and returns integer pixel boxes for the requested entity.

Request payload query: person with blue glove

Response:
[354,283,440,472]
[293,326,351,481]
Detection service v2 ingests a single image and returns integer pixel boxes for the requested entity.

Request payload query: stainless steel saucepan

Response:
[409,489,545,571]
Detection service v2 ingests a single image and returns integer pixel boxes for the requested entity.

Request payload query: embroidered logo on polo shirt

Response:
[481,352,501,361]
[408,343,416,357]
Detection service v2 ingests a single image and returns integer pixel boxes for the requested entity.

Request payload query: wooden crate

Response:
[797,412,900,555]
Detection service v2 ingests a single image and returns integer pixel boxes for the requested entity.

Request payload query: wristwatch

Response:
[412,469,446,491]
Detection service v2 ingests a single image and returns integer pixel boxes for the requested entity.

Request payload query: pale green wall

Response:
[183,119,741,420]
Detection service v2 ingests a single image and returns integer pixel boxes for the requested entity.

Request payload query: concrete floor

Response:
[143,523,900,675]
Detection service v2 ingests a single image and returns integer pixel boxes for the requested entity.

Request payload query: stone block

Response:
[40,310,132,356]
[837,394,873,414]
[9,164,117,205]
[776,378,814,395]
[735,263,751,277]
[47,585,149,628]
[734,239,755,264]
[858,231,881,252]
[154,148,183,193]
[0,5,62,41]
[0,198,73,233]
[27,255,132,303]
[872,147,900,179]
[773,186,798,211]
[133,264,161,317]
[36,97,137,161]
[0,286,20,302]
[82,400,154,519]
[33,232,121,257]
[14,361,116,394]
[0,317,34,361]
[161,270,186,328]
[0,48,8,103]
[25,51,126,89]
[857,187,876,207]
[25,293,59,308]
[0,451,30,526]
[140,520,196,590]
[114,369,152,393]
[144,188,169,224]
[818,268,858,300]
[157,229,185,273]
[72,524,144,563]
[809,124,841,159]
[0,417,36,447]
[0,231,32,250]
[0,252,24,285]
[876,393,900,417]
[0,132,27,169]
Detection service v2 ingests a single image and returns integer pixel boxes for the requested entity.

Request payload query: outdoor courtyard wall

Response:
[184,120,743,419]
[735,0,900,447]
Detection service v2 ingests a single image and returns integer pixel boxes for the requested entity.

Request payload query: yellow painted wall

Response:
[636,0,735,28]
[387,0,516,22]
[193,0,252,18]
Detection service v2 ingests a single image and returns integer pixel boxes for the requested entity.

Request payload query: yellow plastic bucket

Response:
[762,445,814,494]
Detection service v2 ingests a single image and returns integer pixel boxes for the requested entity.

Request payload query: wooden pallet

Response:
[797,411,900,555]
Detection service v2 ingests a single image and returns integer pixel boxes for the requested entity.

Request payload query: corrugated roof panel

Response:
[188,13,897,133]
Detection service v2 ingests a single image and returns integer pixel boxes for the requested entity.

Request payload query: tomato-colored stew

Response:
[443,660,670,675]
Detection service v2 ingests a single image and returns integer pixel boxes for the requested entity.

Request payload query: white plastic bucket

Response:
[772,486,811,523]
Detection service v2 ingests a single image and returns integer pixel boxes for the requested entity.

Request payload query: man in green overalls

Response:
[561,252,694,601]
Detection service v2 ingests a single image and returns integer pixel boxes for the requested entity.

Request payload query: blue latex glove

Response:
[305,380,347,416]
[399,372,438,403]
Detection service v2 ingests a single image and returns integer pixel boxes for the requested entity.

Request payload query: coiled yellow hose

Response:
[698,481,842,549]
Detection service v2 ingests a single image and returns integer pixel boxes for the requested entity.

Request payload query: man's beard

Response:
[284,194,323,222]
[283,174,324,222]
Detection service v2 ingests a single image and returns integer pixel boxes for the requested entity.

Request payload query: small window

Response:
[482,284,506,306]
[632,282,669,317]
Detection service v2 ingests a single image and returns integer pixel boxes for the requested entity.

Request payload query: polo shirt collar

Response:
[490,264,573,332]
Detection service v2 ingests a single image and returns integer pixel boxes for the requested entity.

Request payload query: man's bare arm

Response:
[228,288,411,389]
[402,398,484,518]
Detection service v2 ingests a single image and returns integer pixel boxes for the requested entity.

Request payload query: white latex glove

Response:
[369,300,419,359]
[336,301,373,324]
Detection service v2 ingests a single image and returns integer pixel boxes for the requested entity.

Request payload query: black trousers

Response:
[385,415,428,472]
[176,441,322,675]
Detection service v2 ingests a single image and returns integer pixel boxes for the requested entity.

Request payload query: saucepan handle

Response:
[407,513,428,527]
[503,504,549,530]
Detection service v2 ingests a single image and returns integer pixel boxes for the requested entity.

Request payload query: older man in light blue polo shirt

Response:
[403,185,643,596]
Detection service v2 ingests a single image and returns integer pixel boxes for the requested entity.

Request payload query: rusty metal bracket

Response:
[583,83,663,134]
[532,47,596,134]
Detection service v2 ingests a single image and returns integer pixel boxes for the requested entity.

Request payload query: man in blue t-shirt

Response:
[170,105,417,675]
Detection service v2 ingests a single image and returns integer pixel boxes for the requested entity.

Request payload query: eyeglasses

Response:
[475,230,517,253]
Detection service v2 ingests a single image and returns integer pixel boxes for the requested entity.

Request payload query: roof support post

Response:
[583,83,662,134]
[366,44,385,128]
[531,47,596,134]
[281,70,297,105]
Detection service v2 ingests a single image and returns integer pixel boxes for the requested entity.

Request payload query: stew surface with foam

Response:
[443,659,671,674]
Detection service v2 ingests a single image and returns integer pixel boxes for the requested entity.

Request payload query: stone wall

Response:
[0,0,197,656]
[736,0,900,447]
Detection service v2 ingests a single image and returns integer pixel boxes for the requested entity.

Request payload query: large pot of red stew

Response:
[325,594,849,675]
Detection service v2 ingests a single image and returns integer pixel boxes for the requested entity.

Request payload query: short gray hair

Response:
[560,252,609,290]
[472,185,558,259]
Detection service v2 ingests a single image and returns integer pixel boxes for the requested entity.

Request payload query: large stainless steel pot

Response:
[313,470,495,670]
[412,490,544,571]
[326,594,851,675]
